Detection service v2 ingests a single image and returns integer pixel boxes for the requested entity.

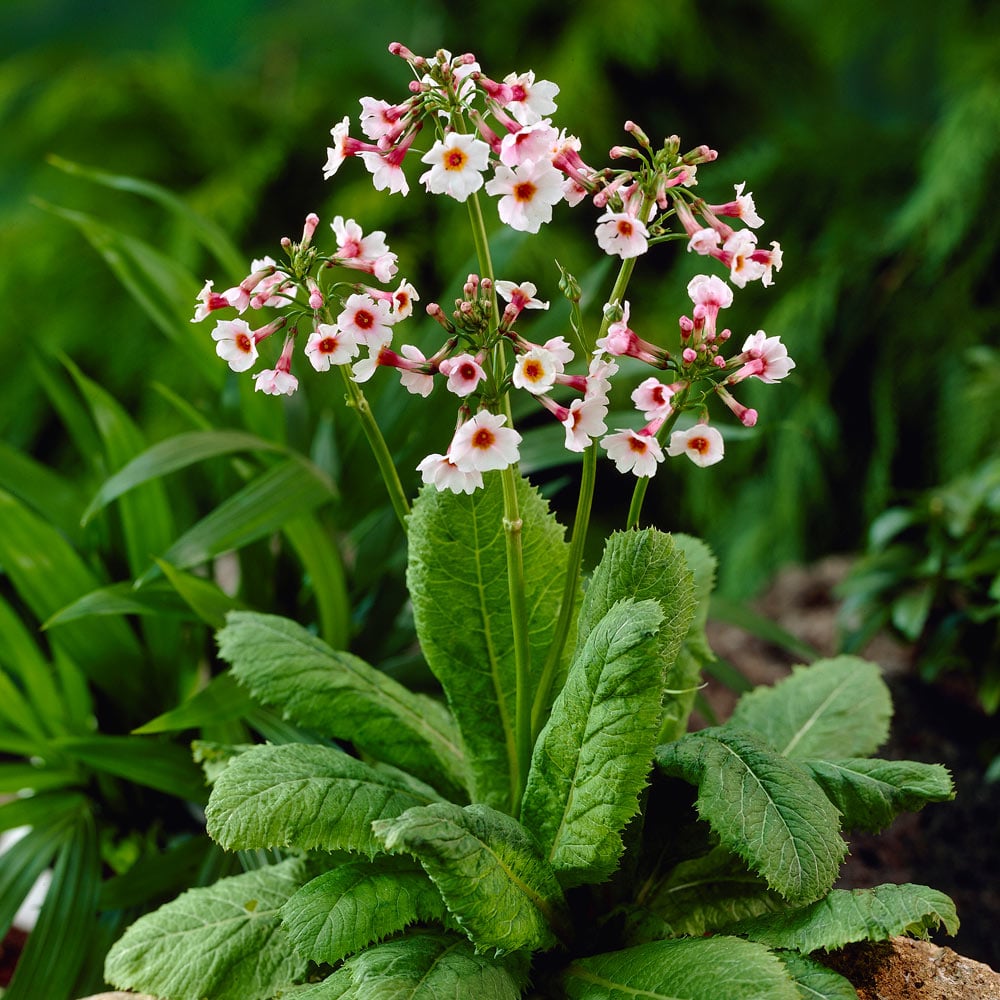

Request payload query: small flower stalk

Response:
[190,43,793,493]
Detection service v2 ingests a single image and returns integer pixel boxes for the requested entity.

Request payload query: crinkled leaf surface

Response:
[728,656,891,760]
[373,801,568,953]
[288,931,528,1000]
[407,476,570,811]
[104,858,308,1000]
[775,952,858,1000]
[623,846,786,944]
[656,728,846,903]
[280,856,445,965]
[520,597,665,888]
[732,883,959,952]
[218,611,468,800]
[206,743,441,854]
[563,936,799,999]
[804,758,954,833]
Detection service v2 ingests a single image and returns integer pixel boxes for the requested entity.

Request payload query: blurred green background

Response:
[3,0,997,596]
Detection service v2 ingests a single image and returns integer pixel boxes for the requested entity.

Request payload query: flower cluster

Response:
[190,44,794,493]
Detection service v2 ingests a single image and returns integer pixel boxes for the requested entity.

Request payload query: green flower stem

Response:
[529,249,643,741]
[625,402,685,529]
[340,367,411,532]
[467,192,532,814]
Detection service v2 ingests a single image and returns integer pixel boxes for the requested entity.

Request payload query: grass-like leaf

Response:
[732,883,959,951]
[218,611,469,800]
[728,656,892,760]
[280,856,445,964]
[104,858,309,1000]
[804,758,954,833]
[206,743,441,854]
[373,801,569,953]
[563,936,799,999]
[133,672,256,734]
[656,728,846,903]
[407,475,570,811]
[520,597,665,888]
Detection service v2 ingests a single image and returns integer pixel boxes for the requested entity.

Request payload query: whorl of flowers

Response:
[191,45,793,492]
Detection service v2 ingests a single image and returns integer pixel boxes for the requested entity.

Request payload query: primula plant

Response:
[104,45,957,1000]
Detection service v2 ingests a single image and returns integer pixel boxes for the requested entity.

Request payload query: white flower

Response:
[687,227,721,255]
[398,345,434,397]
[417,453,483,495]
[499,121,558,167]
[419,133,491,202]
[360,151,409,196]
[503,70,559,126]
[733,182,764,228]
[485,159,564,233]
[666,424,725,467]
[495,280,549,311]
[687,274,734,310]
[740,331,795,383]
[631,377,675,421]
[562,397,608,452]
[304,324,359,371]
[439,354,486,397]
[602,428,664,477]
[450,412,522,473]
[337,293,394,349]
[324,116,353,180]
[211,319,258,372]
[512,347,559,395]
[253,368,298,396]
[595,211,649,258]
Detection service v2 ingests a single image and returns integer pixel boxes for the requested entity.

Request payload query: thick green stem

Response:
[340,367,410,532]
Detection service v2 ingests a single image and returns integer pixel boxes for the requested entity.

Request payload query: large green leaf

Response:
[622,847,786,945]
[4,810,100,1000]
[732,884,959,952]
[280,856,445,964]
[563,936,799,1000]
[288,931,528,1000]
[373,801,568,953]
[206,743,441,854]
[804,758,954,833]
[407,475,570,811]
[140,457,336,583]
[775,952,858,1000]
[218,611,469,799]
[656,728,846,903]
[104,858,309,1000]
[728,656,892,760]
[520,598,665,888]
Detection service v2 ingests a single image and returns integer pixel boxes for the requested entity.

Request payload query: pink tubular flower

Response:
[485,158,564,233]
[397,344,435,397]
[595,210,649,258]
[736,331,795,382]
[439,353,486,397]
[417,452,484,495]
[253,335,298,396]
[449,411,522,473]
[337,293,394,349]
[496,279,549,316]
[631,377,676,420]
[304,324,360,371]
[358,97,405,141]
[596,302,668,367]
[667,424,725,467]
[602,427,665,477]
[419,132,491,202]
[498,121,558,167]
[512,346,559,395]
[330,217,399,282]
[707,182,764,228]
[502,70,559,126]
[324,117,378,180]
[211,318,259,372]
[192,280,233,322]
[562,397,609,451]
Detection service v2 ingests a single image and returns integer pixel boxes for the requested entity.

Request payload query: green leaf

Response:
[104,858,309,1000]
[804,758,954,832]
[42,580,196,628]
[133,671,257,734]
[733,884,960,952]
[407,475,570,811]
[81,430,285,524]
[656,728,846,903]
[291,931,529,1000]
[728,656,892,760]
[0,791,88,836]
[623,847,786,944]
[206,743,441,854]
[774,952,858,1000]
[156,557,248,630]
[218,611,469,800]
[53,735,208,802]
[4,810,100,1000]
[140,457,336,584]
[280,856,445,964]
[563,936,799,1000]
[0,439,83,542]
[574,530,700,744]
[521,598,665,888]
[373,801,568,953]
[99,836,214,910]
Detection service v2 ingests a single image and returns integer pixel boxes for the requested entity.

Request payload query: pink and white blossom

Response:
[192,280,233,322]
[397,345,435,397]
[358,97,404,141]
[211,319,259,372]
[449,412,522,473]
[542,336,574,367]
[512,346,559,395]
[561,397,608,451]
[707,182,764,228]
[419,132,491,202]
[416,452,483,494]
[632,377,676,420]
[667,424,725,467]
[253,336,298,396]
[304,324,359,371]
[502,70,560,126]
[439,353,486,397]
[496,280,549,312]
[485,159,564,233]
[595,210,649,258]
[498,121,558,167]
[337,293,394,348]
[602,428,665,477]
[737,331,795,382]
